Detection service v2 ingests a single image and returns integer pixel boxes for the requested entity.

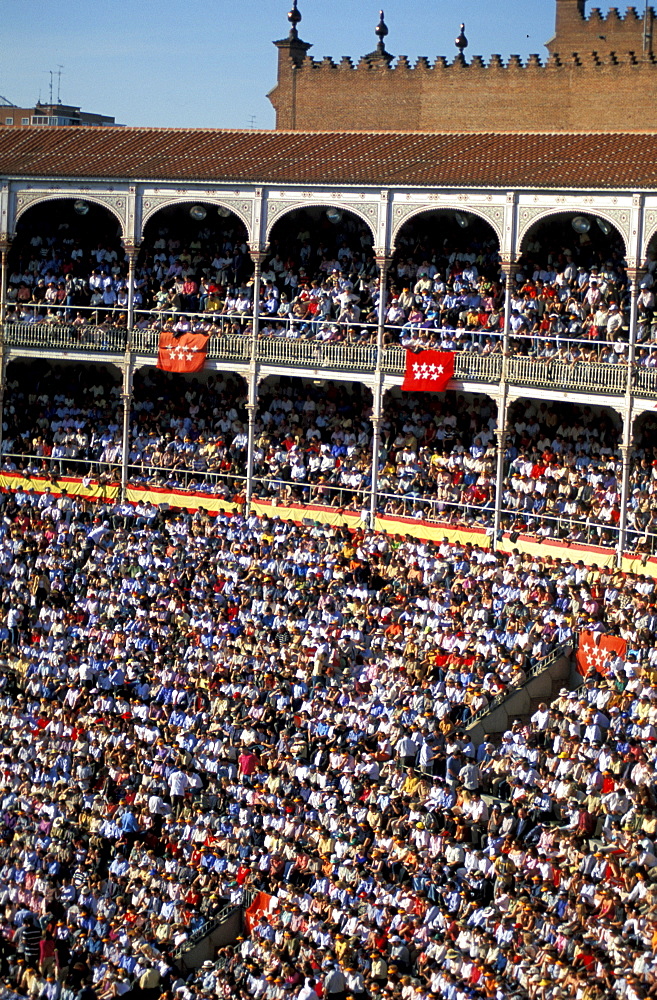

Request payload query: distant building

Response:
[269,0,657,132]
[0,96,117,127]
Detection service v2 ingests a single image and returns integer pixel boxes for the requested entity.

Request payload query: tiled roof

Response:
[0,127,656,189]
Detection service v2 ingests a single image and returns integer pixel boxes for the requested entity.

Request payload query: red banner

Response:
[156,331,209,373]
[576,630,627,676]
[244,891,275,933]
[402,349,455,391]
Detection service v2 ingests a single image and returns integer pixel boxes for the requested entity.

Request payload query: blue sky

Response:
[0,1,629,129]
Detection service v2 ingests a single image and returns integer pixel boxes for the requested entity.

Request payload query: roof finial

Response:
[288,0,302,40]
[455,22,468,56]
[375,10,389,55]
[364,8,393,65]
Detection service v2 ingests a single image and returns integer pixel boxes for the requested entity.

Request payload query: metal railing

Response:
[622,525,657,558]
[377,490,495,525]
[466,642,572,727]
[1,451,247,496]
[507,356,628,395]
[500,507,620,549]
[4,320,657,398]
[255,337,378,370]
[171,898,239,963]
[0,451,635,554]
[253,475,368,509]
[1,451,121,479]
[633,366,657,399]
[4,321,128,353]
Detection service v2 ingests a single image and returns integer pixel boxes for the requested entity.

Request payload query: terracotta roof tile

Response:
[0,126,656,189]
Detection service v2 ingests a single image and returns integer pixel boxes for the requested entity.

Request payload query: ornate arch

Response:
[140,196,253,240]
[641,209,657,260]
[391,203,504,247]
[265,199,378,243]
[517,206,629,256]
[14,191,127,235]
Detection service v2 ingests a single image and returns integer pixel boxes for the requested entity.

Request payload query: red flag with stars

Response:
[402,350,455,392]
[156,331,209,373]
[576,630,627,676]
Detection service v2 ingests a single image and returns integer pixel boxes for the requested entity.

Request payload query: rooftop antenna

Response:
[56,65,63,104]
[49,70,53,107]
[248,114,257,129]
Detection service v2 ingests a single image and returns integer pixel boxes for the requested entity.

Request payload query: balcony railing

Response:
[2,321,653,398]
[255,337,378,370]
[507,356,628,395]
[4,322,128,353]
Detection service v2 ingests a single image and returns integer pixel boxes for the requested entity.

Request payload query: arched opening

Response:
[128,366,248,501]
[637,229,657,350]
[7,199,125,330]
[251,375,373,511]
[513,212,628,356]
[502,398,622,549]
[377,388,498,525]
[263,207,377,345]
[2,359,122,481]
[388,209,502,349]
[628,411,657,556]
[137,202,251,334]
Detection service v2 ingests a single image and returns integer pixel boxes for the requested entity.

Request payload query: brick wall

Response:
[269,1,657,133]
[547,0,652,57]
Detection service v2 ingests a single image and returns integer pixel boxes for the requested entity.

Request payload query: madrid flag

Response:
[576,629,627,676]
[402,349,455,392]
[156,331,209,373]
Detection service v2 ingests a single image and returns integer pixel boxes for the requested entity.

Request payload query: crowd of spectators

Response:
[0,493,652,1000]
[9,205,657,366]
[5,362,657,553]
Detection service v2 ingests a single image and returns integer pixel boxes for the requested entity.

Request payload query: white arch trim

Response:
[518,207,629,256]
[14,193,126,235]
[265,201,377,243]
[391,204,504,247]
[641,220,657,260]
[140,198,251,239]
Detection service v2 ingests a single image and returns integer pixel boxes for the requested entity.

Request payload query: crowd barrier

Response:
[0,470,654,577]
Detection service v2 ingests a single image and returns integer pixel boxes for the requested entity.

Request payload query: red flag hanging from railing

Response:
[244,891,276,932]
[576,630,627,676]
[402,350,455,391]
[156,331,209,373]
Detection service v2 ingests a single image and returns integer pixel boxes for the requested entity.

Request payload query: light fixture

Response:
[326,208,342,224]
[217,206,231,218]
[571,216,591,234]
[454,212,469,229]
[73,200,89,216]
[596,218,612,236]
[189,205,207,221]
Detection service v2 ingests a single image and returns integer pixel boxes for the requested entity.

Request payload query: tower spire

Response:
[287,0,302,40]
[274,0,311,71]
[364,9,393,65]
[455,23,468,59]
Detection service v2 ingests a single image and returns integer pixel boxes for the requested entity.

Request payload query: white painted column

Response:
[617,266,640,564]
[0,238,10,327]
[369,380,383,525]
[245,247,266,514]
[245,378,258,515]
[374,252,391,367]
[120,358,133,501]
[492,251,515,551]
[125,242,140,341]
[0,238,12,464]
